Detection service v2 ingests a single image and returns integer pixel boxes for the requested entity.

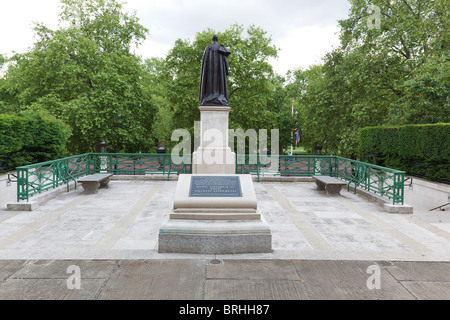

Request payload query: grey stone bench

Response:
[312,176,347,195]
[77,173,113,194]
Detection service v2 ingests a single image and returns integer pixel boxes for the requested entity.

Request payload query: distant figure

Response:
[199,35,231,106]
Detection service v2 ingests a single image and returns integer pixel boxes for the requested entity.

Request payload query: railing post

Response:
[334,156,339,179]
[168,154,173,180]
[16,168,26,202]
[313,156,316,175]
[86,154,91,175]
[307,157,311,176]
[328,156,332,176]
[92,154,97,173]
[53,164,57,189]
[395,171,405,205]
[256,154,260,182]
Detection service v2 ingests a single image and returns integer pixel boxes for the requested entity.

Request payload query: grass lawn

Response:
[283,145,311,155]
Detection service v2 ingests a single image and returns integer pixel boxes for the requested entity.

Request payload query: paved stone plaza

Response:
[0,177,449,299]
[0,178,449,260]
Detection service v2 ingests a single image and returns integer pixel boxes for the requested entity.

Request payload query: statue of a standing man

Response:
[199,35,231,106]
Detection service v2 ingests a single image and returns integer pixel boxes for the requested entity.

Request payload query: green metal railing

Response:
[16,153,91,202]
[89,153,191,176]
[16,153,404,205]
[334,156,405,205]
[236,155,335,178]
[16,153,192,202]
[236,154,405,205]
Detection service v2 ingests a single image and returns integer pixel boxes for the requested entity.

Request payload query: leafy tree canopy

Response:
[287,0,449,157]
[0,0,154,153]
[147,24,296,154]
[1,0,447,161]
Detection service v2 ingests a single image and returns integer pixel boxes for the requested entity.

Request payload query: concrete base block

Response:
[383,203,414,214]
[159,234,272,254]
[158,218,272,254]
[80,181,100,194]
[158,174,272,254]
[173,174,257,211]
[7,201,38,211]
[192,105,236,174]
[192,148,236,174]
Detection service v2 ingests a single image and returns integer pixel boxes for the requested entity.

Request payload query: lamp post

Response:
[99,140,108,153]
[314,143,322,155]
[157,144,167,154]
[99,141,108,172]
[157,144,167,171]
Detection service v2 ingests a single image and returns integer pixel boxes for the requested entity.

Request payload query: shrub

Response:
[0,110,71,172]
[358,123,450,183]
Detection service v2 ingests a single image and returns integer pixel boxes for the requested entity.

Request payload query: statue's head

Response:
[212,35,219,42]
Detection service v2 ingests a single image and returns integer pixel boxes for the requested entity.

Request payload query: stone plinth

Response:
[192,106,235,175]
[158,221,272,254]
[158,174,272,254]
[7,201,38,211]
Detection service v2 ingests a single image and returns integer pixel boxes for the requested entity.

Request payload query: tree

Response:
[339,0,448,67]
[401,56,450,124]
[59,0,148,54]
[0,0,154,153]
[288,0,449,157]
[287,65,340,154]
[142,58,174,150]
[338,0,449,123]
[150,24,293,153]
[0,110,71,171]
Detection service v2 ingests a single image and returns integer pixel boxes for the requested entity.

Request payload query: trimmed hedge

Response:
[358,123,450,183]
[0,110,71,172]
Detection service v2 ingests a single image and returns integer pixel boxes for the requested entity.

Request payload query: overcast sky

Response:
[0,0,351,75]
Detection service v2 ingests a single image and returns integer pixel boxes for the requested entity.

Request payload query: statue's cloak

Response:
[199,42,231,106]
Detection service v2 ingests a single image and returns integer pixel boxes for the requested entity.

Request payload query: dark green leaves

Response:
[0,0,155,154]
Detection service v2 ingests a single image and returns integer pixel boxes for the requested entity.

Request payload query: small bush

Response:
[0,110,71,171]
[359,123,450,183]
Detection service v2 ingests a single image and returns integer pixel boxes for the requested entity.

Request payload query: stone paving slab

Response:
[401,282,450,300]
[0,179,449,300]
[204,279,309,300]
[0,259,449,300]
[98,260,206,300]
[292,260,414,300]
[0,179,449,261]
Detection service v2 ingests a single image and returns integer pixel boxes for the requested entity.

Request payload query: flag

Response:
[295,126,300,145]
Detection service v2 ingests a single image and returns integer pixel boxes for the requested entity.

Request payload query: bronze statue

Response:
[199,35,231,106]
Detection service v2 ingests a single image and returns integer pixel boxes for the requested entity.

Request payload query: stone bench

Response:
[312,176,347,195]
[77,173,113,194]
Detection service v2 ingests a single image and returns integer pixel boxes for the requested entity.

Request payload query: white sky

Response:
[0,0,351,75]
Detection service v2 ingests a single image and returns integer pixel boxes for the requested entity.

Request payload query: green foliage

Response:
[287,0,449,158]
[0,0,154,154]
[0,114,25,157]
[59,0,148,54]
[1,0,447,169]
[401,56,450,124]
[148,24,295,154]
[0,110,71,171]
[359,123,450,182]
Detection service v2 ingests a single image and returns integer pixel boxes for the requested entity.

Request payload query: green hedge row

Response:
[358,123,450,183]
[0,110,71,172]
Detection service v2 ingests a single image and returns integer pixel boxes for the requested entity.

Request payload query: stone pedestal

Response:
[158,106,271,254]
[192,106,235,174]
[158,174,272,254]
